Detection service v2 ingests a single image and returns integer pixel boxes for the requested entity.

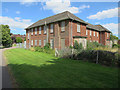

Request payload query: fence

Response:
[16,41,26,49]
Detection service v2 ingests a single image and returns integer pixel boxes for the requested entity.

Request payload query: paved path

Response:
[1,47,17,89]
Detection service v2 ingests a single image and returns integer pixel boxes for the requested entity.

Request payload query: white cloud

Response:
[87,8,118,20]
[43,0,79,14]
[79,5,90,9]
[20,0,38,6]
[16,11,20,14]
[0,16,32,29]
[102,23,118,36]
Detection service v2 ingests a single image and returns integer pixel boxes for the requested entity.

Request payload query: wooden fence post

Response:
[96,50,99,64]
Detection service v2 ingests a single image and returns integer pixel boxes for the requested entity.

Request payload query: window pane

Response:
[31,29,33,35]
[50,24,53,33]
[44,26,46,34]
[35,28,37,35]
[61,21,65,31]
[77,24,80,32]
[39,27,41,34]
[39,40,41,46]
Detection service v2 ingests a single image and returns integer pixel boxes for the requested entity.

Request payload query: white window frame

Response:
[44,39,46,46]
[31,40,33,46]
[35,28,37,35]
[86,30,88,35]
[90,30,92,36]
[31,28,33,35]
[97,32,98,37]
[50,24,54,33]
[39,27,41,34]
[44,26,46,34]
[39,40,41,46]
[61,21,65,32]
[94,31,95,36]
[35,40,37,46]
[50,39,54,49]
[107,33,109,37]
[77,23,80,32]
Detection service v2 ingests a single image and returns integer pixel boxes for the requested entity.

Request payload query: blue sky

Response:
[1,1,118,37]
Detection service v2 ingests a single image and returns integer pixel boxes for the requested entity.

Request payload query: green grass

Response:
[4,48,118,88]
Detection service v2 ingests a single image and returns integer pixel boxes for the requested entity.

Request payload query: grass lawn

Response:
[4,48,118,88]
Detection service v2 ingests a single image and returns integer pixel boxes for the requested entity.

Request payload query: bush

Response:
[16,37,22,43]
[29,47,35,52]
[73,40,83,51]
[112,44,120,48]
[44,43,50,50]
[34,46,43,52]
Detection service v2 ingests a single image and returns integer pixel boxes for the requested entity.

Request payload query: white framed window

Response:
[50,39,54,49]
[39,27,41,34]
[50,24,53,33]
[44,26,46,34]
[94,31,95,36]
[35,40,37,46]
[61,21,65,31]
[77,23,80,32]
[90,30,92,36]
[35,28,37,35]
[31,40,33,45]
[107,33,109,37]
[97,32,98,37]
[44,39,46,46]
[86,30,88,35]
[39,40,41,46]
[31,28,33,35]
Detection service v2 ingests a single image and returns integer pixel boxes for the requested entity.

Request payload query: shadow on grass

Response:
[6,57,119,88]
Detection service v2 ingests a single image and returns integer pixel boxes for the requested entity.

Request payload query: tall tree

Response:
[16,37,23,43]
[0,24,12,47]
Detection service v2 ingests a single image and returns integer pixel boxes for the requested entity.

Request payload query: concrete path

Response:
[1,47,17,89]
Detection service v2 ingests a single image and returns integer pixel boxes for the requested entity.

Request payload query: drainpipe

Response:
[71,19,74,46]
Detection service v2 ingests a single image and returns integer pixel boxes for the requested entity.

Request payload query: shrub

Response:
[16,37,22,43]
[44,43,50,50]
[73,40,83,52]
[34,46,43,52]
[29,47,35,51]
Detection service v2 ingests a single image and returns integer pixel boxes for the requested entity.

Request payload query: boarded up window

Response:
[61,39,65,49]
[61,21,65,31]
[77,24,80,32]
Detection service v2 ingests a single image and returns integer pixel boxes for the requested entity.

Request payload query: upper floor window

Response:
[35,40,37,46]
[86,30,88,35]
[90,30,92,36]
[39,40,41,46]
[31,40,33,45]
[94,31,95,36]
[77,23,80,32]
[39,27,41,34]
[44,26,47,34]
[97,32,99,37]
[35,28,37,35]
[31,28,33,35]
[50,24,54,33]
[107,33,109,37]
[61,21,65,31]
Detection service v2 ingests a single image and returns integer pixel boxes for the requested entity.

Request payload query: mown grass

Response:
[4,48,118,88]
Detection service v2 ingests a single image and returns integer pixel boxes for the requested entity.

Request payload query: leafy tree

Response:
[73,40,83,51]
[16,37,23,43]
[110,33,119,41]
[0,24,12,47]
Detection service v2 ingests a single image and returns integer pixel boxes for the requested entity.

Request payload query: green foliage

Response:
[73,40,83,51]
[34,46,44,52]
[112,44,120,48]
[110,33,119,40]
[44,43,50,50]
[0,24,12,47]
[24,38,26,41]
[16,37,22,43]
[87,41,104,50]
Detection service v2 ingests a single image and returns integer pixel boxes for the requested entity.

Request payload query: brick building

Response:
[25,11,111,49]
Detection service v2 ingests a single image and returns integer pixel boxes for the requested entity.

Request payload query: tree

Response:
[16,37,23,43]
[0,24,12,47]
[110,33,119,40]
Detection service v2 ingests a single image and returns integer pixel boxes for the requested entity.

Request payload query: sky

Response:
[1,0,119,37]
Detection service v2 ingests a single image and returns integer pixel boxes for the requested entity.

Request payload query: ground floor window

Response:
[44,39,46,46]
[35,40,37,46]
[50,39,54,49]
